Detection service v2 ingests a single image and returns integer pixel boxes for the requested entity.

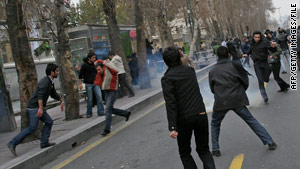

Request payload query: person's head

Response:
[217,46,230,59]
[87,51,96,63]
[264,30,272,39]
[244,37,249,43]
[279,28,286,34]
[46,63,59,78]
[95,63,104,73]
[163,46,182,67]
[178,48,183,54]
[226,42,236,54]
[253,31,262,43]
[108,51,115,60]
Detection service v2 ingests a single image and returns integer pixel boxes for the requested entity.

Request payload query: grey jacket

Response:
[209,59,249,111]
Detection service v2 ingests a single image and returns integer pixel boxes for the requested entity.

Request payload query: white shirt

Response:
[110,55,125,74]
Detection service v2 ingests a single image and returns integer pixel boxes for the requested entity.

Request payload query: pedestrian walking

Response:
[94,60,131,136]
[243,31,276,103]
[108,51,135,98]
[7,64,64,156]
[241,37,251,67]
[227,41,242,64]
[79,51,105,118]
[265,31,290,92]
[276,28,290,74]
[161,46,216,169]
[209,46,277,157]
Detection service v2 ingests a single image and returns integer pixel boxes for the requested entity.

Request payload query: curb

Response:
[0,62,215,169]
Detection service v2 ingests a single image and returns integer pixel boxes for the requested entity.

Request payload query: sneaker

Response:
[86,114,92,118]
[264,97,268,103]
[268,142,277,150]
[278,88,289,93]
[98,113,105,116]
[7,143,17,156]
[126,111,131,122]
[101,130,110,136]
[41,142,56,148]
[281,71,287,74]
[212,150,221,157]
[128,93,135,98]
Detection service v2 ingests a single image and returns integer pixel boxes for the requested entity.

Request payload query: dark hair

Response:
[96,62,104,68]
[87,51,96,59]
[108,51,115,56]
[217,46,230,59]
[226,42,237,55]
[46,63,58,75]
[163,46,181,67]
[253,31,262,37]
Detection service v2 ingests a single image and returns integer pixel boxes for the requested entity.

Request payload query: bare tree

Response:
[6,0,38,137]
[103,0,132,85]
[134,0,151,89]
[54,0,80,120]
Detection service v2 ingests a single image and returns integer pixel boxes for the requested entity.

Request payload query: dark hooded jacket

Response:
[248,32,272,63]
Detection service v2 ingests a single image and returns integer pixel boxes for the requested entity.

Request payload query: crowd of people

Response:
[6,26,299,169]
[162,27,300,168]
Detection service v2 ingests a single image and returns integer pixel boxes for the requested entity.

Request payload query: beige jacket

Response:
[110,55,126,74]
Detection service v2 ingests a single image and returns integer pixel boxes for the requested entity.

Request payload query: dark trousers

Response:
[254,62,271,99]
[118,73,134,96]
[103,90,129,131]
[211,106,273,151]
[271,62,290,90]
[9,108,53,147]
[177,114,215,169]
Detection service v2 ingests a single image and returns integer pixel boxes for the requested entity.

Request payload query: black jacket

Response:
[209,59,249,111]
[27,76,61,108]
[276,33,289,51]
[79,62,97,84]
[161,65,206,131]
[249,36,272,63]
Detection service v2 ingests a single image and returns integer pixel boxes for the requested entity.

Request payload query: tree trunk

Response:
[103,0,132,85]
[207,0,222,42]
[6,0,40,140]
[157,0,174,49]
[55,0,80,120]
[134,0,151,89]
[0,56,17,132]
[189,20,198,58]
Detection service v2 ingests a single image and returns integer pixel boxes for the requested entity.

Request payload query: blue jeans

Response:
[254,62,271,99]
[86,84,104,116]
[9,108,53,146]
[280,49,290,72]
[211,106,273,151]
[103,90,129,131]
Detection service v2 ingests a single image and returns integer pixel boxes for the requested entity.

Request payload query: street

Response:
[42,71,300,169]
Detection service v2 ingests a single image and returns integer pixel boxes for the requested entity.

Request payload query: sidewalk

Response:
[0,54,216,169]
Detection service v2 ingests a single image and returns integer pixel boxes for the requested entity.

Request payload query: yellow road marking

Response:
[52,101,165,169]
[229,153,244,169]
[52,74,209,169]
